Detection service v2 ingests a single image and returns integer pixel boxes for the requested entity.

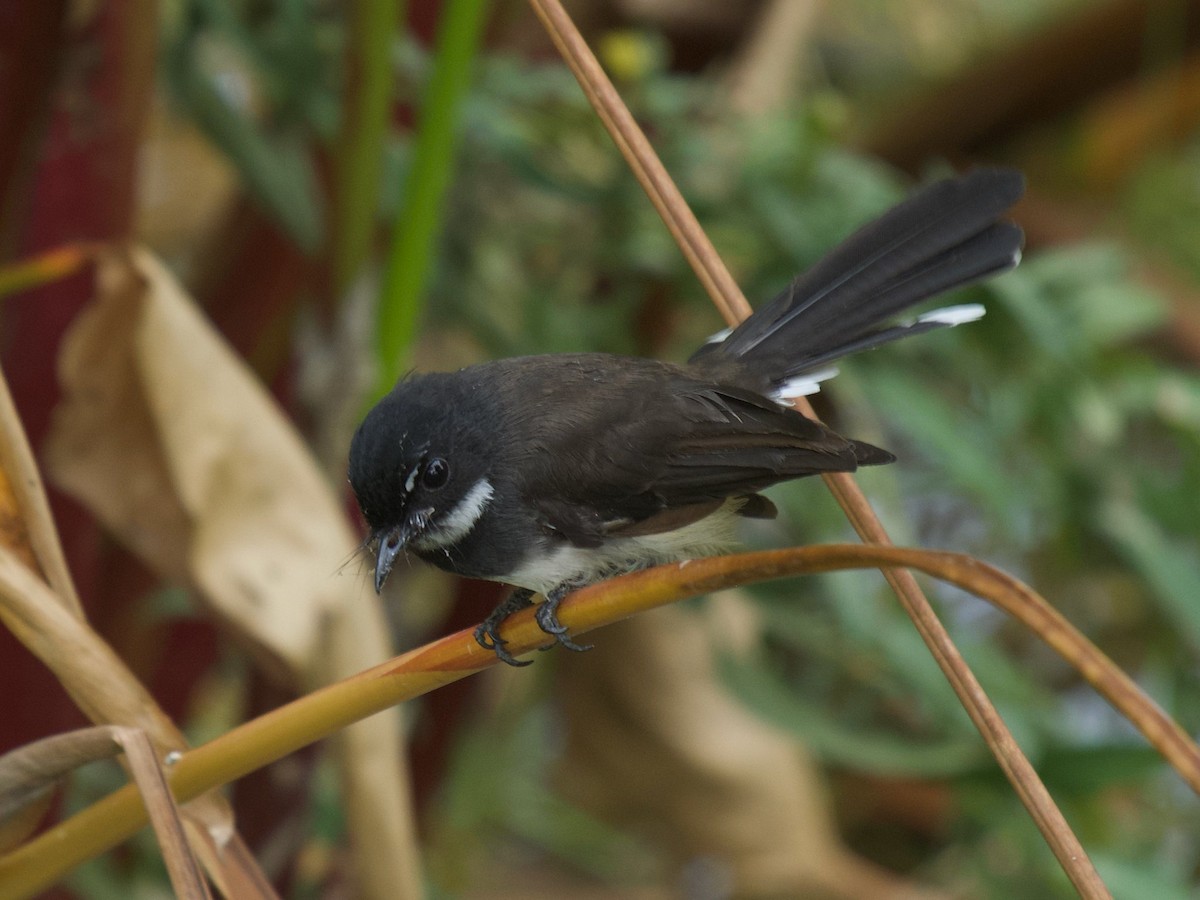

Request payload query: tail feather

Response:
[787,220,1021,373]
[803,221,1020,341]
[690,168,1024,381]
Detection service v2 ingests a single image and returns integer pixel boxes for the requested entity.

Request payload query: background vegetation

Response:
[1,0,1199,897]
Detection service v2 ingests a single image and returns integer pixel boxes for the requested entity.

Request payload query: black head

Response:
[348,372,496,592]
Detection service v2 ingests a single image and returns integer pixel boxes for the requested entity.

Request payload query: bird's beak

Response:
[373,508,432,593]
[374,527,405,593]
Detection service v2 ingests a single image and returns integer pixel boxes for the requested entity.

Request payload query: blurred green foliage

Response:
[163,0,339,250]
[374,0,491,401]
[157,5,1200,898]
[425,41,1200,897]
[1125,140,1200,282]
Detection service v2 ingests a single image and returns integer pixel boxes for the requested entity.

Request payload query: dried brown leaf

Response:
[0,364,81,613]
[48,246,333,670]
[0,727,121,852]
[559,602,952,899]
[44,245,420,898]
[0,725,212,898]
[113,727,212,900]
[0,466,36,576]
[0,365,253,891]
[0,547,188,748]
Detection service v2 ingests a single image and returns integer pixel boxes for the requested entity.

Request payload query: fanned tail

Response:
[690,168,1025,384]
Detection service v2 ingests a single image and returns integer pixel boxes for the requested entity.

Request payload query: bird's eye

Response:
[422,457,450,489]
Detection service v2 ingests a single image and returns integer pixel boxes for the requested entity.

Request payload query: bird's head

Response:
[348,374,495,592]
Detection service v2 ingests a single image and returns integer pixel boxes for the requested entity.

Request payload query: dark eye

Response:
[422,457,449,489]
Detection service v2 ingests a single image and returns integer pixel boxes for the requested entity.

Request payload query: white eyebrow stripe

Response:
[422,478,494,548]
[404,463,420,493]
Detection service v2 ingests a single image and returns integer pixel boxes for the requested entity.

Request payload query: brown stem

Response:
[526,1,1110,895]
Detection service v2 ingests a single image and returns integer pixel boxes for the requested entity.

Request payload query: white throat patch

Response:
[420,478,494,548]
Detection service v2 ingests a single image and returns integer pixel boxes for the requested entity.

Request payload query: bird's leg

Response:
[475,588,535,667]
[534,583,594,653]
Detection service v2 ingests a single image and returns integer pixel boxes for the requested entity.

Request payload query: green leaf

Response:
[373,0,492,402]
[1099,500,1200,648]
[1091,852,1194,900]
[331,0,406,294]
[1035,744,1165,794]
[858,368,1022,524]
[164,35,324,250]
[718,652,987,777]
[992,245,1164,360]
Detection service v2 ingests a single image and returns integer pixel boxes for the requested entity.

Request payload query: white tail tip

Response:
[703,325,734,345]
[772,367,840,402]
[916,303,986,327]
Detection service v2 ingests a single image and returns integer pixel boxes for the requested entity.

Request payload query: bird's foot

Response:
[475,585,593,665]
[534,584,593,653]
[474,588,535,667]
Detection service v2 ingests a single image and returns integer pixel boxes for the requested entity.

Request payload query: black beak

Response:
[374,527,405,593]
[373,508,432,593]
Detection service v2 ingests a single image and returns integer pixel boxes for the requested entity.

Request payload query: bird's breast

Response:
[505,500,745,594]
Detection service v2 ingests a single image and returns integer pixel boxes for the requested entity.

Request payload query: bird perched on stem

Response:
[349,168,1025,665]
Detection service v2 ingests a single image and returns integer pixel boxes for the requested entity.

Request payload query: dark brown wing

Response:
[499,355,887,546]
[650,383,883,503]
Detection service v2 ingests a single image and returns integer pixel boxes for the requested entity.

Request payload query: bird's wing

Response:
[525,376,885,546]
[645,383,885,502]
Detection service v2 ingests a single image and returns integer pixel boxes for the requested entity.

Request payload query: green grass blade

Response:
[333,0,406,296]
[372,0,491,403]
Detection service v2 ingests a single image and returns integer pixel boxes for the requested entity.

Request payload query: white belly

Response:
[505,501,744,595]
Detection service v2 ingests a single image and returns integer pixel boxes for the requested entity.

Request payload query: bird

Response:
[348,167,1025,665]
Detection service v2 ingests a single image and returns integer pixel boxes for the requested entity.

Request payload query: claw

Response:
[553,632,594,653]
[534,602,569,634]
[474,622,532,667]
[534,587,594,654]
[475,585,595,664]
[476,589,535,667]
